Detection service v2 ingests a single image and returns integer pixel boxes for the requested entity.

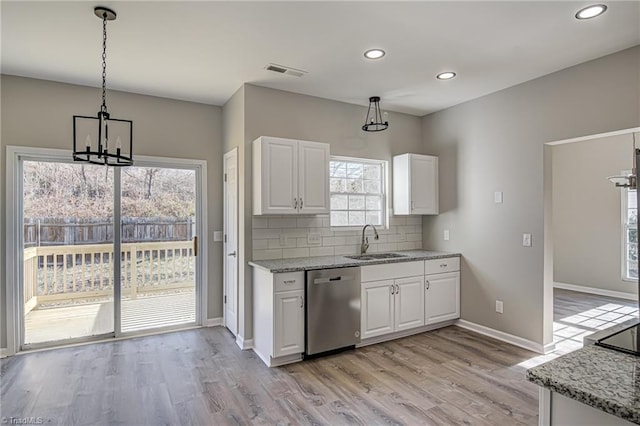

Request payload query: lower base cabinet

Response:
[425,271,460,325]
[361,257,460,342]
[252,267,305,367]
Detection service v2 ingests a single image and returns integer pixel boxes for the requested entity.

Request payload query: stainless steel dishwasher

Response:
[305,267,361,356]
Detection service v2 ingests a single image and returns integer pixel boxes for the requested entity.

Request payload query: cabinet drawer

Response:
[274,271,304,292]
[425,257,459,274]
[361,261,424,282]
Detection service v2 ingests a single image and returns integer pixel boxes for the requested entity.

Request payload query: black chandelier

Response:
[362,96,389,132]
[73,6,133,166]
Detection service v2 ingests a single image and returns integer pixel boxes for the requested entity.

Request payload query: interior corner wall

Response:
[221,85,247,340]
[552,134,638,296]
[240,83,423,340]
[421,45,640,346]
[0,75,223,349]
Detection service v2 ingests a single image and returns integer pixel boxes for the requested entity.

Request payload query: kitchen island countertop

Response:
[527,344,640,424]
[249,250,460,273]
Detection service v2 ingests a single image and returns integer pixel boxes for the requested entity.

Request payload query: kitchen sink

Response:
[344,253,408,261]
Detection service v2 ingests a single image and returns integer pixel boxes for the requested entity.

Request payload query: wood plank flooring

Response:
[1,326,539,426]
[4,289,629,426]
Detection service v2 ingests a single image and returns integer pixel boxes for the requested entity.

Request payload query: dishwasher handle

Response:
[312,275,355,285]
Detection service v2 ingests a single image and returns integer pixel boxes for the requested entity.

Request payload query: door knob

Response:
[228,251,237,257]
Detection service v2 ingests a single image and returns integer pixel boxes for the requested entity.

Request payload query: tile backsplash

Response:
[252,215,422,260]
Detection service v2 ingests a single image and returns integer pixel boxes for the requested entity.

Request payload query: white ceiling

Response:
[2,1,639,116]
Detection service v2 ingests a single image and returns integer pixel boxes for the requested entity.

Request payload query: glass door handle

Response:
[193,236,198,257]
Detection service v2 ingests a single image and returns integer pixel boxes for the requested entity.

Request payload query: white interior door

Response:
[224,148,238,336]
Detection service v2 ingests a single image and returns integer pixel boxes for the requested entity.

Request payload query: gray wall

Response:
[239,84,423,340]
[1,75,223,349]
[421,46,640,346]
[552,133,638,295]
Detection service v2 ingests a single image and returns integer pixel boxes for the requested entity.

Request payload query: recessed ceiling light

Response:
[436,71,456,80]
[364,49,385,60]
[575,4,607,19]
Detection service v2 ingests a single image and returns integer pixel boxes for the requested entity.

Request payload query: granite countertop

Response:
[527,344,640,424]
[249,250,460,273]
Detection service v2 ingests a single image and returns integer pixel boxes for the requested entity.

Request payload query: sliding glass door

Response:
[16,153,202,350]
[22,161,115,345]
[120,166,197,332]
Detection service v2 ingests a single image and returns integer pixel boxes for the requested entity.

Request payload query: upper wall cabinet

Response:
[253,136,330,215]
[393,153,438,215]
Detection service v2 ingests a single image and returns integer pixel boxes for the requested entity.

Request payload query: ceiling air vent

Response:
[265,63,307,78]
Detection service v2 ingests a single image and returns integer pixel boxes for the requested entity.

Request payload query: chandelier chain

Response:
[101,12,108,113]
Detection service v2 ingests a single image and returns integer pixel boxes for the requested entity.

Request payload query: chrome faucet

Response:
[361,224,380,254]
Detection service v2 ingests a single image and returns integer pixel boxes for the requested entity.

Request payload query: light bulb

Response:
[85,134,92,149]
[116,136,122,150]
[383,112,389,123]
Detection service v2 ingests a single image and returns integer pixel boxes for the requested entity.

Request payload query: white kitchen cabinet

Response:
[361,280,395,339]
[252,267,305,367]
[425,271,460,325]
[395,276,426,331]
[393,153,438,215]
[253,136,329,215]
[361,261,426,339]
[274,290,305,357]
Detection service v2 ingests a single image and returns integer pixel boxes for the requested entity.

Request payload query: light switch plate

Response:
[522,233,532,247]
[213,231,223,242]
[444,229,450,241]
[494,191,503,204]
[496,300,504,314]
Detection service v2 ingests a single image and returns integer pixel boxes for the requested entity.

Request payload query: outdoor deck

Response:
[25,290,196,345]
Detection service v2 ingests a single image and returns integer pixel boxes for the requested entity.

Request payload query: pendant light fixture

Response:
[73,6,133,166]
[607,132,638,189]
[362,96,389,132]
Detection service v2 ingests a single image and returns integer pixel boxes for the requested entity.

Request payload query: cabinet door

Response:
[361,280,394,339]
[298,141,330,214]
[425,272,460,325]
[394,276,425,331]
[261,137,298,214]
[274,290,304,357]
[410,155,438,214]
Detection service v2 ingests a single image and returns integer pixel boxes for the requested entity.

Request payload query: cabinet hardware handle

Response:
[283,280,296,284]
[300,198,303,209]
[440,263,447,268]
[390,285,394,295]
[294,198,298,209]
[411,201,415,210]
[300,296,304,308]
[395,284,399,294]
[426,280,430,290]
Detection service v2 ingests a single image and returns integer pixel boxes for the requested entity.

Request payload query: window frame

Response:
[621,176,637,282]
[329,155,388,230]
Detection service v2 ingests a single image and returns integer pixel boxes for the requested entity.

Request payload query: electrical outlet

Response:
[279,234,289,246]
[494,191,503,204]
[307,232,321,245]
[522,233,532,247]
[444,229,450,241]
[496,300,504,314]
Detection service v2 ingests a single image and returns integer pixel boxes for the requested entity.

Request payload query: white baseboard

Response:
[0,348,7,359]
[554,282,636,301]
[235,335,253,350]
[456,319,555,354]
[203,317,223,327]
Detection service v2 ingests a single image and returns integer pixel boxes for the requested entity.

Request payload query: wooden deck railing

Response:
[23,241,195,314]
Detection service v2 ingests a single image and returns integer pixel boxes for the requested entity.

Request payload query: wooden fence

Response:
[23,240,195,314]
[24,217,195,247]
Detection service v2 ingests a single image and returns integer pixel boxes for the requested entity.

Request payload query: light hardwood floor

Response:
[3,289,633,426]
[1,326,539,425]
